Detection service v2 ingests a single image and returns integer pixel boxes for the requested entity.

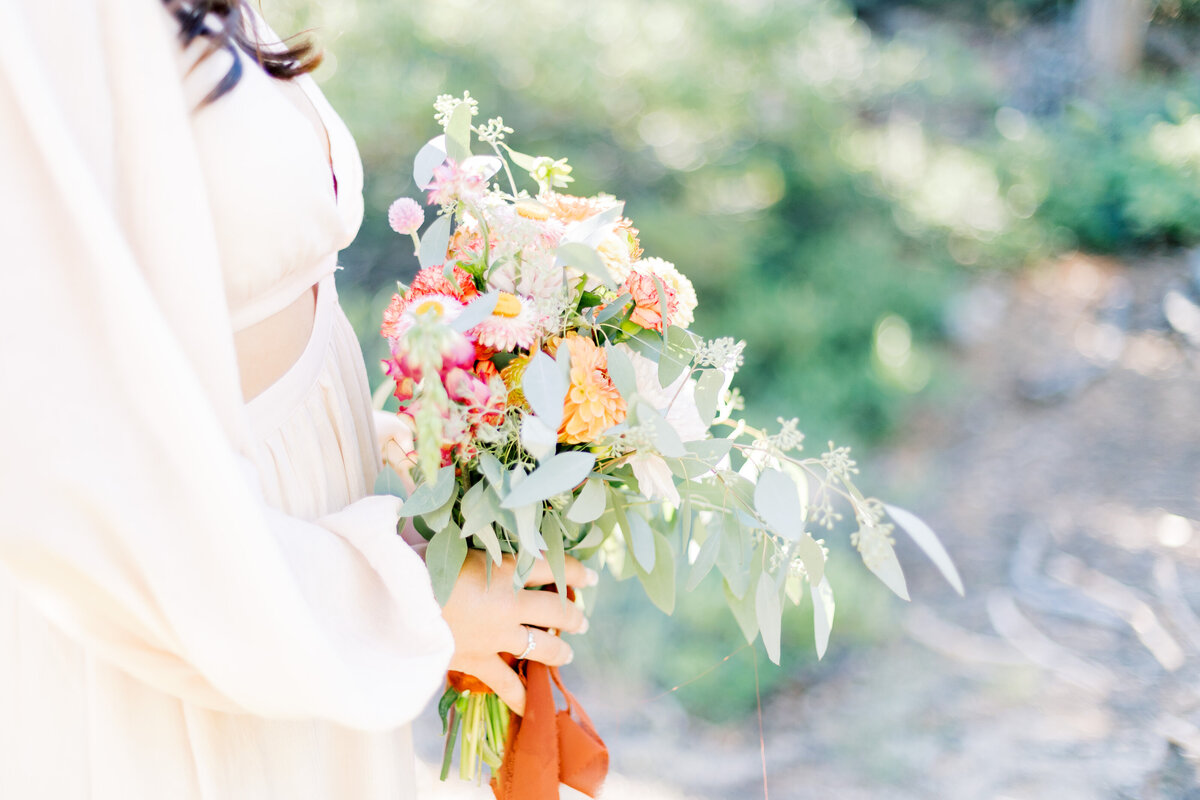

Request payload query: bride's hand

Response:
[441,550,595,716]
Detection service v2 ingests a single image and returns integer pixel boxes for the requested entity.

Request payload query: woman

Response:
[0,1,588,796]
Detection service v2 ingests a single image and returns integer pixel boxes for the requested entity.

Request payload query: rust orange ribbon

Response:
[490,660,609,799]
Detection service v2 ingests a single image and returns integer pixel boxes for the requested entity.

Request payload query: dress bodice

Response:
[180,10,365,331]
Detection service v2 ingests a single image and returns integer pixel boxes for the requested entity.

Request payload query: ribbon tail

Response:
[551,666,609,797]
[490,661,559,800]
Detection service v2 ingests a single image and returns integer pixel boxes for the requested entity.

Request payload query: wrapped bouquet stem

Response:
[376,92,963,797]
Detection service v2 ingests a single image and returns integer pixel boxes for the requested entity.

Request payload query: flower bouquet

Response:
[375,92,963,798]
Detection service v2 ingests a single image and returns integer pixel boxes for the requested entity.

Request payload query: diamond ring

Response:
[516,626,537,660]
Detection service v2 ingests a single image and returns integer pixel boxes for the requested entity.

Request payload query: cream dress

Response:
[0,1,454,798]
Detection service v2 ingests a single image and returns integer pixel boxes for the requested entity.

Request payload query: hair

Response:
[161,0,322,105]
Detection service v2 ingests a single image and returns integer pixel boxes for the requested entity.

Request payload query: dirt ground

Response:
[417,252,1200,799]
[593,252,1200,799]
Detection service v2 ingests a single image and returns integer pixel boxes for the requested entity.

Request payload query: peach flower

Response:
[558,335,627,444]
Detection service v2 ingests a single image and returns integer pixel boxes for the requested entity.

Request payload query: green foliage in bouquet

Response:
[375,93,963,668]
[373,92,963,781]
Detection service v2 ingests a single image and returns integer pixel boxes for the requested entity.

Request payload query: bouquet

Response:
[375,92,963,798]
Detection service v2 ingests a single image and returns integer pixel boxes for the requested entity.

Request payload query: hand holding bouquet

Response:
[376,92,963,798]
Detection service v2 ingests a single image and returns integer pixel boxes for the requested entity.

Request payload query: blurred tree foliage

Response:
[261,0,1200,715]
[267,0,973,446]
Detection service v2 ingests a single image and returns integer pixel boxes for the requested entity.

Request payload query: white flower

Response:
[620,345,707,442]
[630,453,680,505]
[636,257,698,327]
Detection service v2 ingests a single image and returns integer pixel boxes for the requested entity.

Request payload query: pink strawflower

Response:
[381,293,408,339]
[470,292,537,354]
[388,197,425,235]
[408,265,480,303]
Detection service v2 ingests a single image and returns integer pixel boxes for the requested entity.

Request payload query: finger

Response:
[506,626,573,667]
[474,656,526,716]
[517,590,587,633]
[523,555,598,589]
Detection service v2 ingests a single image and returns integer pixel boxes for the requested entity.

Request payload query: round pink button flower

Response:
[388,197,425,235]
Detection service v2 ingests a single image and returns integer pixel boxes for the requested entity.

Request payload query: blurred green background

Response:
[265,0,1200,724]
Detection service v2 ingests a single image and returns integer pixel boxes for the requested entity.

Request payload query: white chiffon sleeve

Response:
[0,0,453,731]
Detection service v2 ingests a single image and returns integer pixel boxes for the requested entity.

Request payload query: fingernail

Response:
[585,568,599,587]
[578,616,590,634]
[565,648,575,664]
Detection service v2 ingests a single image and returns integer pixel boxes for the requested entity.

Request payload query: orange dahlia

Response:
[558,335,627,444]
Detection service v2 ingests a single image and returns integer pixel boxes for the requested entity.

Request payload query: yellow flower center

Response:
[415,299,444,318]
[515,201,552,221]
[493,292,522,318]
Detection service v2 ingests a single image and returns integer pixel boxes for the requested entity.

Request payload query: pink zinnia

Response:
[388,197,424,235]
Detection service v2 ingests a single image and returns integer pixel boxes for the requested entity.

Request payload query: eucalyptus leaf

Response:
[543,514,568,598]
[500,451,596,509]
[657,358,687,393]
[445,101,473,164]
[754,469,805,540]
[633,531,675,614]
[399,465,456,517]
[651,274,671,338]
[514,549,537,591]
[785,573,804,606]
[637,403,686,458]
[374,464,409,499]
[560,203,625,247]
[451,292,500,334]
[555,339,573,381]
[885,504,964,596]
[694,369,725,425]
[473,523,503,566]
[796,533,826,588]
[724,577,759,644]
[420,480,458,533]
[573,523,606,552]
[594,293,632,324]
[658,327,693,387]
[477,453,503,489]
[520,414,558,462]
[755,575,783,664]
[426,522,468,606]
[812,576,836,659]
[555,242,616,289]
[685,523,722,591]
[513,502,547,555]
[522,351,567,431]
[504,146,539,172]
[863,534,910,601]
[418,214,452,270]
[716,520,750,599]
[687,438,733,465]
[413,134,448,190]
[624,511,657,573]
[603,344,638,401]
[566,478,606,524]
[461,482,500,537]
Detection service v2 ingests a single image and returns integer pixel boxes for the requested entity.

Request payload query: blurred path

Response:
[598,253,1200,799]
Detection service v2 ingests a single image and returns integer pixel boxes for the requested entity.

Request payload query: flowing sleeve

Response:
[0,0,453,731]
